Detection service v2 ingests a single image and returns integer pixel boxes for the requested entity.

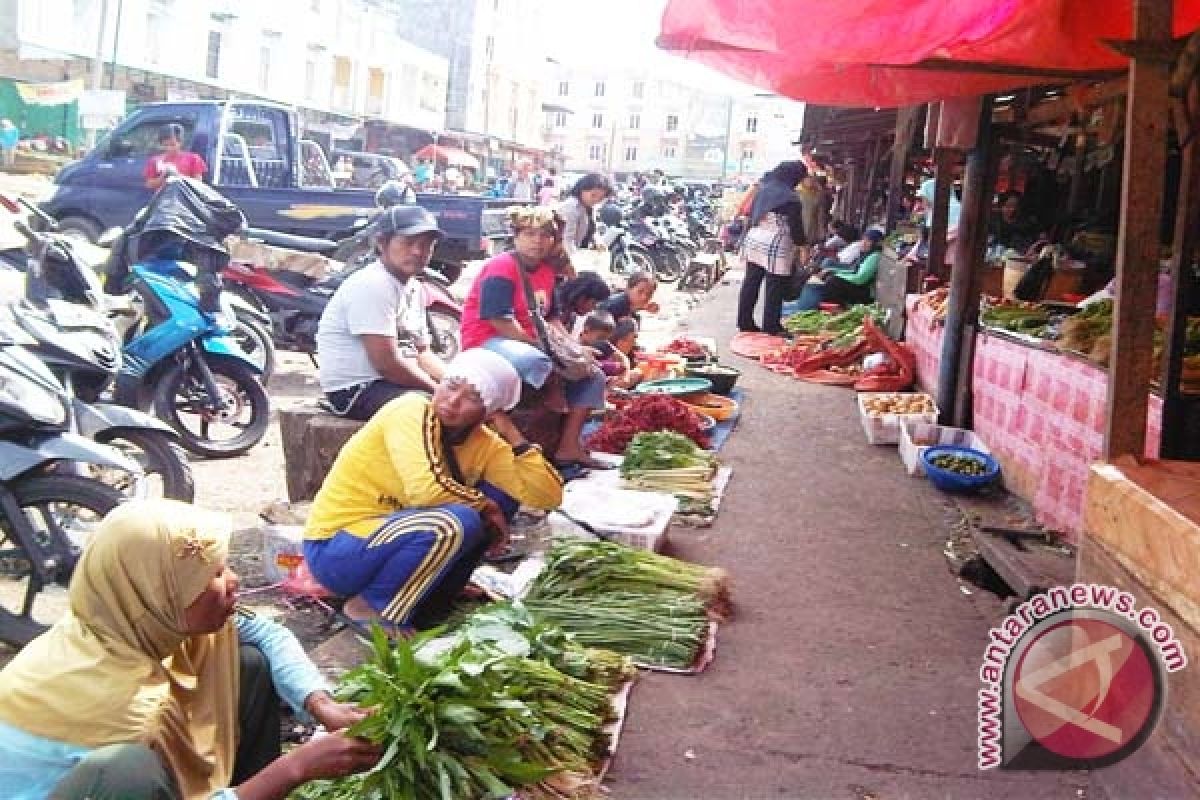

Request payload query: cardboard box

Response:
[898,421,991,477]
[858,392,940,446]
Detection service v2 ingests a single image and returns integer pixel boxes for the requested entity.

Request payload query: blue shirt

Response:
[0,126,18,149]
[0,614,330,799]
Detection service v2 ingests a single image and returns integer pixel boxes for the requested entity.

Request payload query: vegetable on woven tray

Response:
[585,394,709,453]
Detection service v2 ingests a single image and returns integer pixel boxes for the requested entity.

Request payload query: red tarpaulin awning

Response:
[658,0,1200,107]
[413,144,480,170]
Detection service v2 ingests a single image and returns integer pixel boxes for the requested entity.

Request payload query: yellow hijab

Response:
[0,499,240,799]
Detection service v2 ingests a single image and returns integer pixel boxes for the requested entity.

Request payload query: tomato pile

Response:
[585,395,710,453]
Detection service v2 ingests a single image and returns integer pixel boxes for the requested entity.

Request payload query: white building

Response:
[541,63,802,183]
[0,0,449,134]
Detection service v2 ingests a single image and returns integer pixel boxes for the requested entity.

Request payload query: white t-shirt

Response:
[316,261,430,392]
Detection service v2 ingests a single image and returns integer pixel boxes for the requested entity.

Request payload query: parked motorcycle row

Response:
[0,177,464,647]
[598,188,726,290]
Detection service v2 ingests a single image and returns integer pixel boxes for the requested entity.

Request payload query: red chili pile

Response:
[661,337,709,359]
[586,394,710,453]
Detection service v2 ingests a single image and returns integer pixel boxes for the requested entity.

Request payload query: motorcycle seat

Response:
[242,228,338,255]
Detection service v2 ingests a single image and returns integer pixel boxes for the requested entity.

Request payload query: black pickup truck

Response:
[39,100,517,266]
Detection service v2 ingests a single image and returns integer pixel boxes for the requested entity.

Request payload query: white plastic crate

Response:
[857,392,940,445]
[898,421,991,476]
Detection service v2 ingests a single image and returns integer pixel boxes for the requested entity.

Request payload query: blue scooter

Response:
[113,256,270,458]
[103,178,270,458]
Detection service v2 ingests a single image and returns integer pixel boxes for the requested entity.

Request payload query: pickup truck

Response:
[39,100,517,267]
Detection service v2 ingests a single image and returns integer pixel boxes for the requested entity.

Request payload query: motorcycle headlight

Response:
[0,373,67,426]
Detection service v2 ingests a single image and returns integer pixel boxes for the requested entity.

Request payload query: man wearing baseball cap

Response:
[317,205,446,419]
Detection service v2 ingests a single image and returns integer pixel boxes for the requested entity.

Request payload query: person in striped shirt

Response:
[303,349,563,636]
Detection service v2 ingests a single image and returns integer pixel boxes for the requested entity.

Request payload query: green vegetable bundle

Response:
[981,305,1052,334]
[532,539,731,614]
[783,309,831,333]
[522,591,710,669]
[297,617,627,800]
[820,304,884,335]
[620,432,718,504]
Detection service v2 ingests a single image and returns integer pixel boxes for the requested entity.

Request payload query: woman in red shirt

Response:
[143,123,207,190]
[460,207,608,477]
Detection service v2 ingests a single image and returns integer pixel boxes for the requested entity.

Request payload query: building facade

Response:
[0,0,449,140]
[541,63,802,184]
[391,0,547,150]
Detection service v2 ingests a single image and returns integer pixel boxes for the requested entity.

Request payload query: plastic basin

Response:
[921,446,1000,492]
[686,364,741,395]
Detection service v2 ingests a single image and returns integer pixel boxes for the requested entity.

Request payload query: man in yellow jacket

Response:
[304,349,563,633]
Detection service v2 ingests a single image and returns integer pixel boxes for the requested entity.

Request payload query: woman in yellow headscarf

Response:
[0,499,380,800]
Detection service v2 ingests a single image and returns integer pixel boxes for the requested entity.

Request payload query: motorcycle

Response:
[599,221,656,276]
[0,313,131,647]
[627,218,688,281]
[4,218,196,500]
[100,178,271,459]
[223,225,464,362]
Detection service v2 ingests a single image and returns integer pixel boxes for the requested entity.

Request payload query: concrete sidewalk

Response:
[604,276,1087,800]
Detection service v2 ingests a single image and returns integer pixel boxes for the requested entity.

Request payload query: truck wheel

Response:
[56,216,102,243]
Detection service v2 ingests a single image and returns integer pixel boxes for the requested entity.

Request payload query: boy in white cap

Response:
[303,349,563,635]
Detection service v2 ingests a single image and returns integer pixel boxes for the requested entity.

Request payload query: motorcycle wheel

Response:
[154,357,271,459]
[652,248,684,281]
[427,308,462,361]
[0,474,123,647]
[612,246,656,276]
[93,428,195,502]
[232,311,277,384]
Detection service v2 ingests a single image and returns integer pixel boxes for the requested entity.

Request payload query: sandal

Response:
[551,460,590,482]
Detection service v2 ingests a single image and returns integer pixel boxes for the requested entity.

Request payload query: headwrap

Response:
[0,499,239,799]
[507,205,563,238]
[444,348,523,414]
[749,160,808,226]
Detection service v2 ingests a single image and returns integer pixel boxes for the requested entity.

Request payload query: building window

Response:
[367,67,386,115]
[485,35,495,59]
[311,0,320,10]
[594,81,605,98]
[304,60,317,100]
[554,112,567,128]
[745,115,758,133]
[628,113,640,130]
[332,56,353,109]
[588,143,605,161]
[741,148,755,162]
[632,81,644,99]
[661,145,676,159]
[665,114,678,132]
[205,31,221,79]
[558,81,568,97]
[146,12,164,65]
[592,113,603,129]
[258,46,272,92]
[624,145,638,161]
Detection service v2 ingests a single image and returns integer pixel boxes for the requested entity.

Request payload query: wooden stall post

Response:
[860,136,882,231]
[885,106,920,231]
[926,148,955,277]
[1161,86,1200,459]
[1104,0,1172,459]
[936,96,994,425]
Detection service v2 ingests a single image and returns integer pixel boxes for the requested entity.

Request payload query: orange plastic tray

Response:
[681,392,738,421]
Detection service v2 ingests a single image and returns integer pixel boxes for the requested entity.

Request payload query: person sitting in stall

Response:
[602,270,659,326]
[556,173,615,279]
[555,270,612,336]
[304,349,563,635]
[990,191,1041,255]
[578,309,616,353]
[316,206,446,420]
[596,316,643,389]
[459,206,610,479]
[795,229,885,310]
[0,499,381,800]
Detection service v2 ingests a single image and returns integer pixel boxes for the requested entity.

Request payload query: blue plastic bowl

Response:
[921,446,1000,492]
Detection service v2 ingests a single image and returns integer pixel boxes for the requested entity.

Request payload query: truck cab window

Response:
[107,118,196,159]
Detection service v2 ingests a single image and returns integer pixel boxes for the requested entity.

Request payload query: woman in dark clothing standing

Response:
[736,161,808,334]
